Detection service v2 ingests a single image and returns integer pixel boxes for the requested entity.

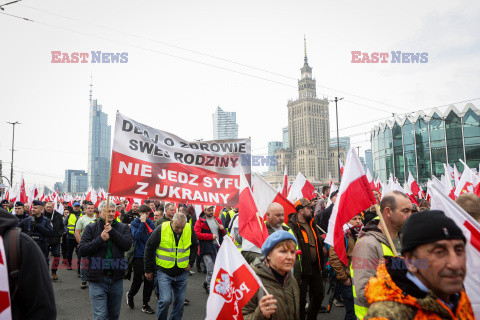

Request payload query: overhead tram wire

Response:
[17,3,411,114]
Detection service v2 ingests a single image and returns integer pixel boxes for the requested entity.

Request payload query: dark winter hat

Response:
[32,200,45,206]
[15,201,24,207]
[261,230,297,257]
[1,200,9,205]
[401,210,466,254]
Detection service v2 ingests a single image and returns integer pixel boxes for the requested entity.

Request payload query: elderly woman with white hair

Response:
[243,231,300,320]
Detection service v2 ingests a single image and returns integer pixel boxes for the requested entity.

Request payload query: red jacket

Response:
[194,213,226,257]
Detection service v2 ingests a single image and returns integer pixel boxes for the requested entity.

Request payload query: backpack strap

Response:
[4,227,21,319]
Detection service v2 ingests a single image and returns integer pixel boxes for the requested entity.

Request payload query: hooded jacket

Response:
[287,212,325,276]
[351,218,401,307]
[0,208,56,320]
[130,217,155,258]
[364,260,475,320]
[242,258,300,320]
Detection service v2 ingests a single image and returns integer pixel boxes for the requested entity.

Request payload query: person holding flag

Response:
[126,204,155,314]
[144,212,198,320]
[350,191,412,319]
[242,231,300,320]
[364,210,475,319]
[287,198,325,320]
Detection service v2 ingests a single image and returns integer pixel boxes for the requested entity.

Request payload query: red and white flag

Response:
[287,172,316,203]
[252,173,296,221]
[407,171,423,199]
[454,164,462,186]
[325,148,377,265]
[17,174,27,204]
[0,235,12,319]
[339,159,345,178]
[281,166,289,197]
[429,182,480,318]
[454,164,479,197]
[205,236,264,320]
[238,171,269,249]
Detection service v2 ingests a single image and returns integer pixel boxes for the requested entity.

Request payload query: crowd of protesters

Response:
[1,184,480,320]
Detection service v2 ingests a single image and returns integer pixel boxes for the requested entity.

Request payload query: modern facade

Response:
[365,149,373,173]
[268,141,283,172]
[282,127,289,148]
[54,182,64,193]
[88,96,111,190]
[330,137,351,152]
[275,40,330,183]
[212,106,238,140]
[65,169,88,193]
[371,103,480,184]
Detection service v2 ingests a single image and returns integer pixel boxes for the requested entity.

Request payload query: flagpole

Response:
[106,110,119,195]
[374,205,399,256]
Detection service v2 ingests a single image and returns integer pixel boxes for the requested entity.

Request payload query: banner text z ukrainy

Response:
[108,113,251,206]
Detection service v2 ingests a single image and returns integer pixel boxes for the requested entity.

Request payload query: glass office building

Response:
[88,99,111,190]
[371,103,480,184]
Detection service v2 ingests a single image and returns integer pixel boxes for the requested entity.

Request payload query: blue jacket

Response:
[131,217,155,258]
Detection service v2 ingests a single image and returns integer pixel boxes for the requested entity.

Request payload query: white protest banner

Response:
[108,112,251,206]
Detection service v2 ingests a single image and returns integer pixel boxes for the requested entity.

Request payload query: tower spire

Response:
[304,35,308,64]
[89,74,93,102]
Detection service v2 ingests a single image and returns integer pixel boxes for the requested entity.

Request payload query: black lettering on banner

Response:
[129,139,138,151]
[199,143,209,151]
[122,120,133,132]
[164,138,174,146]
[211,143,220,152]
[184,154,194,164]
[189,143,199,149]
[174,152,183,163]
[180,141,188,148]
[205,156,215,166]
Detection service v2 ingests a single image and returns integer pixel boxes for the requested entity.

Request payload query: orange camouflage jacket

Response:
[364,261,475,320]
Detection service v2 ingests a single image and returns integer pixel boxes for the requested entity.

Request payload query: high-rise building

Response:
[365,149,373,173]
[64,169,88,193]
[268,141,283,172]
[88,82,111,190]
[282,127,289,149]
[330,137,351,153]
[371,103,480,184]
[212,106,238,140]
[275,39,330,182]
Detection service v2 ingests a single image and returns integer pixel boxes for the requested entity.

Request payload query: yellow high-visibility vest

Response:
[67,213,82,235]
[155,222,192,269]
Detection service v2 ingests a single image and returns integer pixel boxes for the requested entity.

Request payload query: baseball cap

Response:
[294,198,315,210]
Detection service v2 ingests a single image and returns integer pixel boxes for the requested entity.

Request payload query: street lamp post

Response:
[7,121,20,184]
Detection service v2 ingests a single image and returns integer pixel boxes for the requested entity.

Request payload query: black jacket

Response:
[0,208,57,319]
[18,215,53,252]
[44,210,64,245]
[144,222,198,277]
[288,213,325,276]
[122,209,139,225]
[78,219,133,282]
[317,203,334,233]
[14,212,29,224]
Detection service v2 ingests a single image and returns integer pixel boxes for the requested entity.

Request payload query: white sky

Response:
[1,0,479,190]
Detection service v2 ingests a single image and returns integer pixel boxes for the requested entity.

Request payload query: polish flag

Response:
[444,163,455,181]
[281,166,289,197]
[407,171,422,199]
[339,159,345,178]
[238,171,269,249]
[430,182,480,318]
[325,182,338,208]
[205,236,264,320]
[440,175,456,200]
[18,174,28,204]
[287,172,316,203]
[252,173,296,221]
[125,197,135,211]
[0,235,12,319]
[329,172,334,187]
[454,164,479,197]
[325,148,377,265]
